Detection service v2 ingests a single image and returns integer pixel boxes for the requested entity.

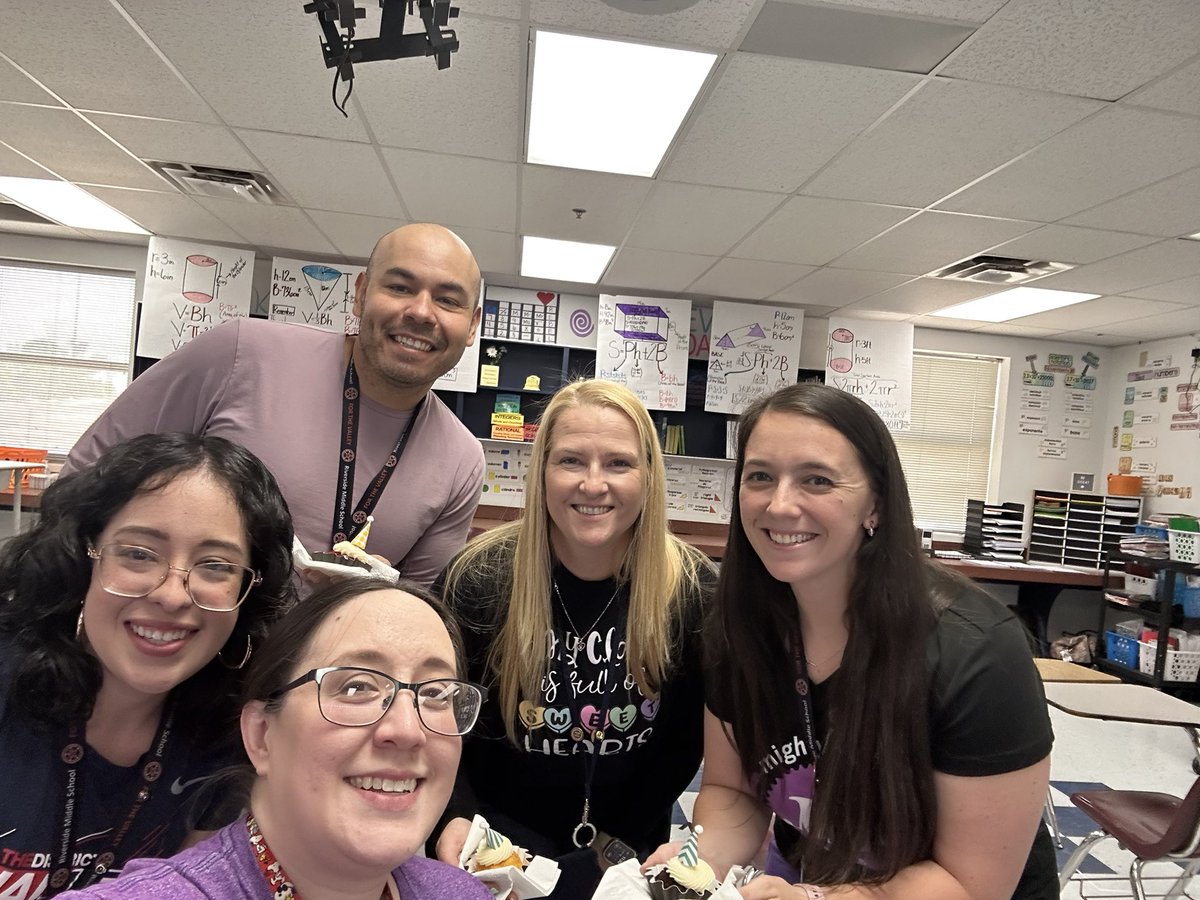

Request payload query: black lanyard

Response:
[47,704,176,896]
[552,585,627,849]
[331,358,425,545]
[791,640,820,766]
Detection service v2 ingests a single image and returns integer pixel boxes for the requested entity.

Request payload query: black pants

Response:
[1012,822,1059,900]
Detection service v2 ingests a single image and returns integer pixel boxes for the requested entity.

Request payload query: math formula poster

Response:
[824,317,914,431]
[705,301,802,414]
[137,237,253,359]
[596,294,691,411]
[269,256,365,334]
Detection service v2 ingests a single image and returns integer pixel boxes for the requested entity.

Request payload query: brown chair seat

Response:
[1072,789,1188,858]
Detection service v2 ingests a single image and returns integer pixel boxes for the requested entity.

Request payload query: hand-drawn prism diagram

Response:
[612,303,671,376]
[712,322,772,382]
[182,254,221,303]
[827,326,855,373]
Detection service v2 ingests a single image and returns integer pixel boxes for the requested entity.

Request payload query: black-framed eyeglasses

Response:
[267,666,487,736]
[87,543,261,612]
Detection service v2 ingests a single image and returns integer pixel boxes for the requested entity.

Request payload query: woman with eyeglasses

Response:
[58,578,493,899]
[0,432,295,896]
[430,379,717,898]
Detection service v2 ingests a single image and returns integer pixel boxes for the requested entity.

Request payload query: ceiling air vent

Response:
[928,255,1072,286]
[148,162,288,205]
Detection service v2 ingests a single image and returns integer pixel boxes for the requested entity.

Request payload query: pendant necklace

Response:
[552,577,620,641]
[805,642,847,673]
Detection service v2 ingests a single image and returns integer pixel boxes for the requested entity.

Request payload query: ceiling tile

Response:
[1062,167,1200,238]
[1033,239,1200,295]
[87,186,248,244]
[988,225,1158,265]
[773,267,913,306]
[89,114,258,171]
[1,104,165,189]
[1007,294,1188,330]
[0,59,60,104]
[687,258,813,299]
[520,166,652,245]
[194,197,336,254]
[831,210,1036,274]
[1,0,216,120]
[939,0,1200,101]
[845,275,998,315]
[1125,57,1200,117]
[936,106,1200,222]
[964,322,1060,338]
[380,149,518,233]
[794,0,1007,22]
[453,226,519,278]
[804,78,1103,207]
[736,196,915,264]
[119,0,372,140]
[530,0,756,48]
[1094,305,1200,342]
[606,247,719,294]
[0,142,52,179]
[356,16,523,161]
[663,55,919,192]
[626,182,780,255]
[0,218,86,241]
[1049,329,1142,347]
[1128,273,1200,305]
[238,130,400,218]
[307,210,408,261]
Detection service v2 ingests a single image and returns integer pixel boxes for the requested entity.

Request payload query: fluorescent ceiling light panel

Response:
[521,236,616,283]
[0,177,149,234]
[527,31,716,177]
[929,287,1099,323]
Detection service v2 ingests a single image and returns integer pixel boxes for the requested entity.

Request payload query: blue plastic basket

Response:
[1135,523,1169,540]
[1105,630,1140,668]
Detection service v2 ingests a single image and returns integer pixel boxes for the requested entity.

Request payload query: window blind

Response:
[0,261,136,455]
[893,352,1000,531]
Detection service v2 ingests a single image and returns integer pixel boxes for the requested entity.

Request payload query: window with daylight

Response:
[0,261,136,455]
[893,352,1002,531]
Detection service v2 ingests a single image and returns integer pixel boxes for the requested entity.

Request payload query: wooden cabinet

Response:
[1028,490,1141,568]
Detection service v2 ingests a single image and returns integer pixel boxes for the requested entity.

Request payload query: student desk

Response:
[1034,657,1121,683]
[938,557,1115,654]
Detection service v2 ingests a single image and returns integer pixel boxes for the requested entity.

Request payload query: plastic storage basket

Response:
[1170,529,1198,564]
[1105,630,1140,669]
[1139,640,1200,682]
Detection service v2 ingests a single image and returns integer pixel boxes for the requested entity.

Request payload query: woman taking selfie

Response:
[647,384,1055,899]
[60,578,493,900]
[432,379,717,897]
[0,433,295,895]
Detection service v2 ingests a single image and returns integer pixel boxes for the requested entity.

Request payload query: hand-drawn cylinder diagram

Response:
[182,254,219,303]
[828,326,854,373]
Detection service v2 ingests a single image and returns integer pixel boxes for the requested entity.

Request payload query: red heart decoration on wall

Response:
[536,291,556,304]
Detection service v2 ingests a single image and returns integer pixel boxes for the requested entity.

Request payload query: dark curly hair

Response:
[0,432,296,746]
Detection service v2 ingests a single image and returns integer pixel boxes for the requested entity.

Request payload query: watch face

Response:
[602,838,638,865]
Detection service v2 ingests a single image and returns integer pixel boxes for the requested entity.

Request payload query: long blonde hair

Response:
[445,379,713,742]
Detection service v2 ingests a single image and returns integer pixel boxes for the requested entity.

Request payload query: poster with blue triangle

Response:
[705,301,803,414]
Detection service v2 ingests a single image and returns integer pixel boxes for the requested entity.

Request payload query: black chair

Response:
[1058,777,1200,899]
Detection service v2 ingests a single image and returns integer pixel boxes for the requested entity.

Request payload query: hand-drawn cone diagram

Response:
[614,303,669,378]
[714,323,769,385]
[182,255,219,303]
[828,326,854,373]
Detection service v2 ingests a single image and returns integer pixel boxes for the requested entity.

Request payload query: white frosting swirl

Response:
[475,833,515,868]
[666,856,717,893]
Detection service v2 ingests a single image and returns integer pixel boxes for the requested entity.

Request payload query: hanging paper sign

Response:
[596,294,691,412]
[705,301,802,414]
[824,318,913,431]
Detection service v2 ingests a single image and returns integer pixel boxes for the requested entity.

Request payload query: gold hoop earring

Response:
[218,634,253,670]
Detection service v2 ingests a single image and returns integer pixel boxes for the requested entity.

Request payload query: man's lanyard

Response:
[47,704,176,896]
[331,358,425,546]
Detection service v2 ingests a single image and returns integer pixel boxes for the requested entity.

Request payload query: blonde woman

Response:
[431,379,716,898]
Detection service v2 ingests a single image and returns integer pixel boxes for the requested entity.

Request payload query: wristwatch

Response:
[598,834,638,867]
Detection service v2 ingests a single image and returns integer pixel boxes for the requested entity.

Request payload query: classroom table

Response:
[939,556,1113,654]
[1034,657,1121,683]
[0,460,44,534]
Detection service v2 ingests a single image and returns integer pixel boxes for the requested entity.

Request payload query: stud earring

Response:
[218,634,253,670]
[865,524,876,538]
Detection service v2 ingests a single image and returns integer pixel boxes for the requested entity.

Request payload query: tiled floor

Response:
[671,705,1200,898]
